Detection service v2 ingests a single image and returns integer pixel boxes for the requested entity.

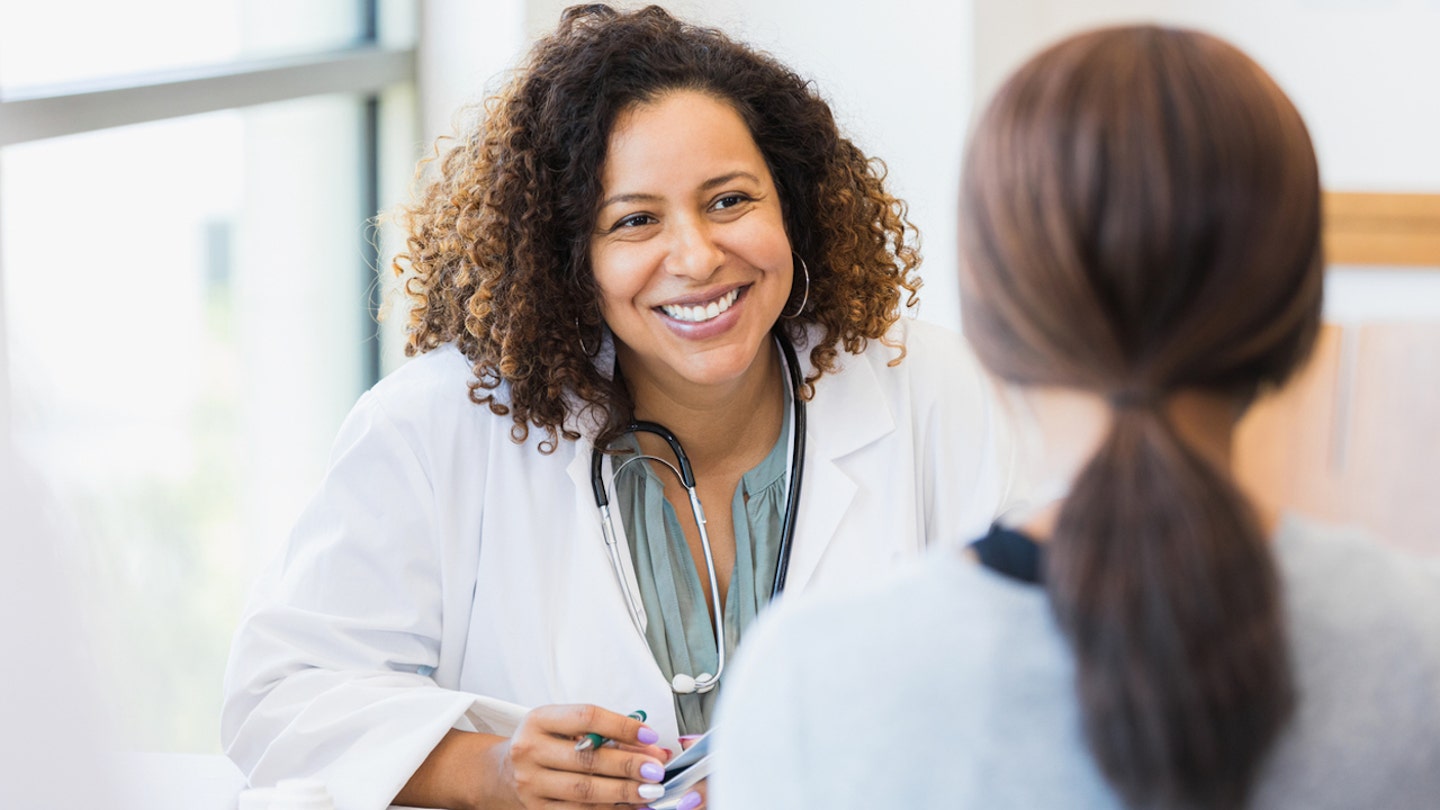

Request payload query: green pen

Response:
[574,709,647,752]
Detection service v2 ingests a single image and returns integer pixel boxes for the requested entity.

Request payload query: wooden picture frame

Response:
[1324,191,1440,267]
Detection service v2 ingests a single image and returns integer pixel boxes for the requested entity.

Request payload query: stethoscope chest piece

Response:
[671,672,713,695]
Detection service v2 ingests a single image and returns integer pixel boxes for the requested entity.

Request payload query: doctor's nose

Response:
[665,218,725,280]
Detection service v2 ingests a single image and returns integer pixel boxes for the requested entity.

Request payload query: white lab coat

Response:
[221,318,1013,810]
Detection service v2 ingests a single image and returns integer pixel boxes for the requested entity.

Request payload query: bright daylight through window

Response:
[0,0,416,753]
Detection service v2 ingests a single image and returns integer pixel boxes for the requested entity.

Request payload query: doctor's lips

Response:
[656,285,747,324]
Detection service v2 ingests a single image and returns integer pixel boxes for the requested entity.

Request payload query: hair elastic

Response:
[1108,388,1159,410]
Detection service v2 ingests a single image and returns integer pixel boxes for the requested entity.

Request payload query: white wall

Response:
[419,0,1440,332]
[0,170,9,440]
[972,0,1440,192]
[417,0,526,153]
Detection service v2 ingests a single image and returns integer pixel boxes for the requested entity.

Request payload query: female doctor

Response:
[221,5,1011,810]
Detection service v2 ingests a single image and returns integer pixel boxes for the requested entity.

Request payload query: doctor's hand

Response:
[496,703,670,809]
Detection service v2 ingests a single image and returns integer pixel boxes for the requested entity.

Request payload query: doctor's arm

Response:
[221,392,667,810]
[221,390,477,809]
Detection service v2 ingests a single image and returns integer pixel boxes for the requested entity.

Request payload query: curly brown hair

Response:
[394,3,922,452]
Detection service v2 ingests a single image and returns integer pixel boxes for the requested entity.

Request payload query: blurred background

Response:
[1,0,1436,758]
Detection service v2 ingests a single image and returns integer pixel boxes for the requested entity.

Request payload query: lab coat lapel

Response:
[563,436,681,737]
[565,437,649,635]
[563,337,654,634]
[783,346,895,593]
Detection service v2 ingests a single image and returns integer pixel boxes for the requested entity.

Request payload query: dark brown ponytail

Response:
[959,26,1324,808]
[1053,405,1289,809]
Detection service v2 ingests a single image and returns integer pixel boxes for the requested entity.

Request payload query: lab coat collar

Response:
[566,324,898,597]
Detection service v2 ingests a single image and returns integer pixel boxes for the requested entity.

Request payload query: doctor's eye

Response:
[613,213,657,230]
[711,194,753,211]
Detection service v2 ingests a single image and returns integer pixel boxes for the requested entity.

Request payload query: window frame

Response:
[0,5,416,436]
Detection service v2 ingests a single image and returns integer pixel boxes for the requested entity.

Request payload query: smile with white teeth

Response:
[659,288,741,323]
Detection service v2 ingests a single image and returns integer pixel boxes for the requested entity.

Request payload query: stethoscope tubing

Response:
[769,332,805,597]
[590,331,806,694]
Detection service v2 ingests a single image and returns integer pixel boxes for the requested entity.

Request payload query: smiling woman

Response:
[219,5,1015,810]
[592,91,793,397]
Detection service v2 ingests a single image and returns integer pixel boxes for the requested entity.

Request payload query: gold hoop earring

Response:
[781,252,810,319]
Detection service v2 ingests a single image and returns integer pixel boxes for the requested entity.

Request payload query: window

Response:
[0,0,416,752]
[0,2,368,89]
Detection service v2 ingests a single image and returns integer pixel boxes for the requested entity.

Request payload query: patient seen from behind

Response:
[713,25,1440,810]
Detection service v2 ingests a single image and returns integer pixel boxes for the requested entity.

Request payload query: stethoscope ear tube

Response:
[769,332,806,598]
[598,502,648,635]
[590,445,611,508]
[628,421,697,488]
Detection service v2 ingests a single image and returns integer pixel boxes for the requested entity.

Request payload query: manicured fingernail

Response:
[640,762,664,781]
[638,783,665,801]
[678,790,702,810]
[637,725,660,745]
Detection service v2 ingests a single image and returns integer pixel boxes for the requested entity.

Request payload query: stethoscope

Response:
[590,332,807,695]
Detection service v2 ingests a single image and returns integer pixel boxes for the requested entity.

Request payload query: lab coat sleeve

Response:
[221,389,485,810]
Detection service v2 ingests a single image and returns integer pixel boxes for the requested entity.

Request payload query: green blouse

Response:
[613,388,791,735]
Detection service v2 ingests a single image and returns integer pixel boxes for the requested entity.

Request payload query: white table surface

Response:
[116,753,247,810]
[114,753,431,810]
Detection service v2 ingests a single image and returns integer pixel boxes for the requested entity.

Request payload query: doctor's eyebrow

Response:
[596,171,764,211]
[597,192,662,210]
[699,171,761,192]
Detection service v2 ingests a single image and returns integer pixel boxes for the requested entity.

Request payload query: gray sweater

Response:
[713,517,1440,809]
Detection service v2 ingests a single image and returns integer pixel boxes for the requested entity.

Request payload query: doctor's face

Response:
[589,90,794,396]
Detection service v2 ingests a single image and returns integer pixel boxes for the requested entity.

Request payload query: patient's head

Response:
[957,27,1324,810]
[959,25,1323,403]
